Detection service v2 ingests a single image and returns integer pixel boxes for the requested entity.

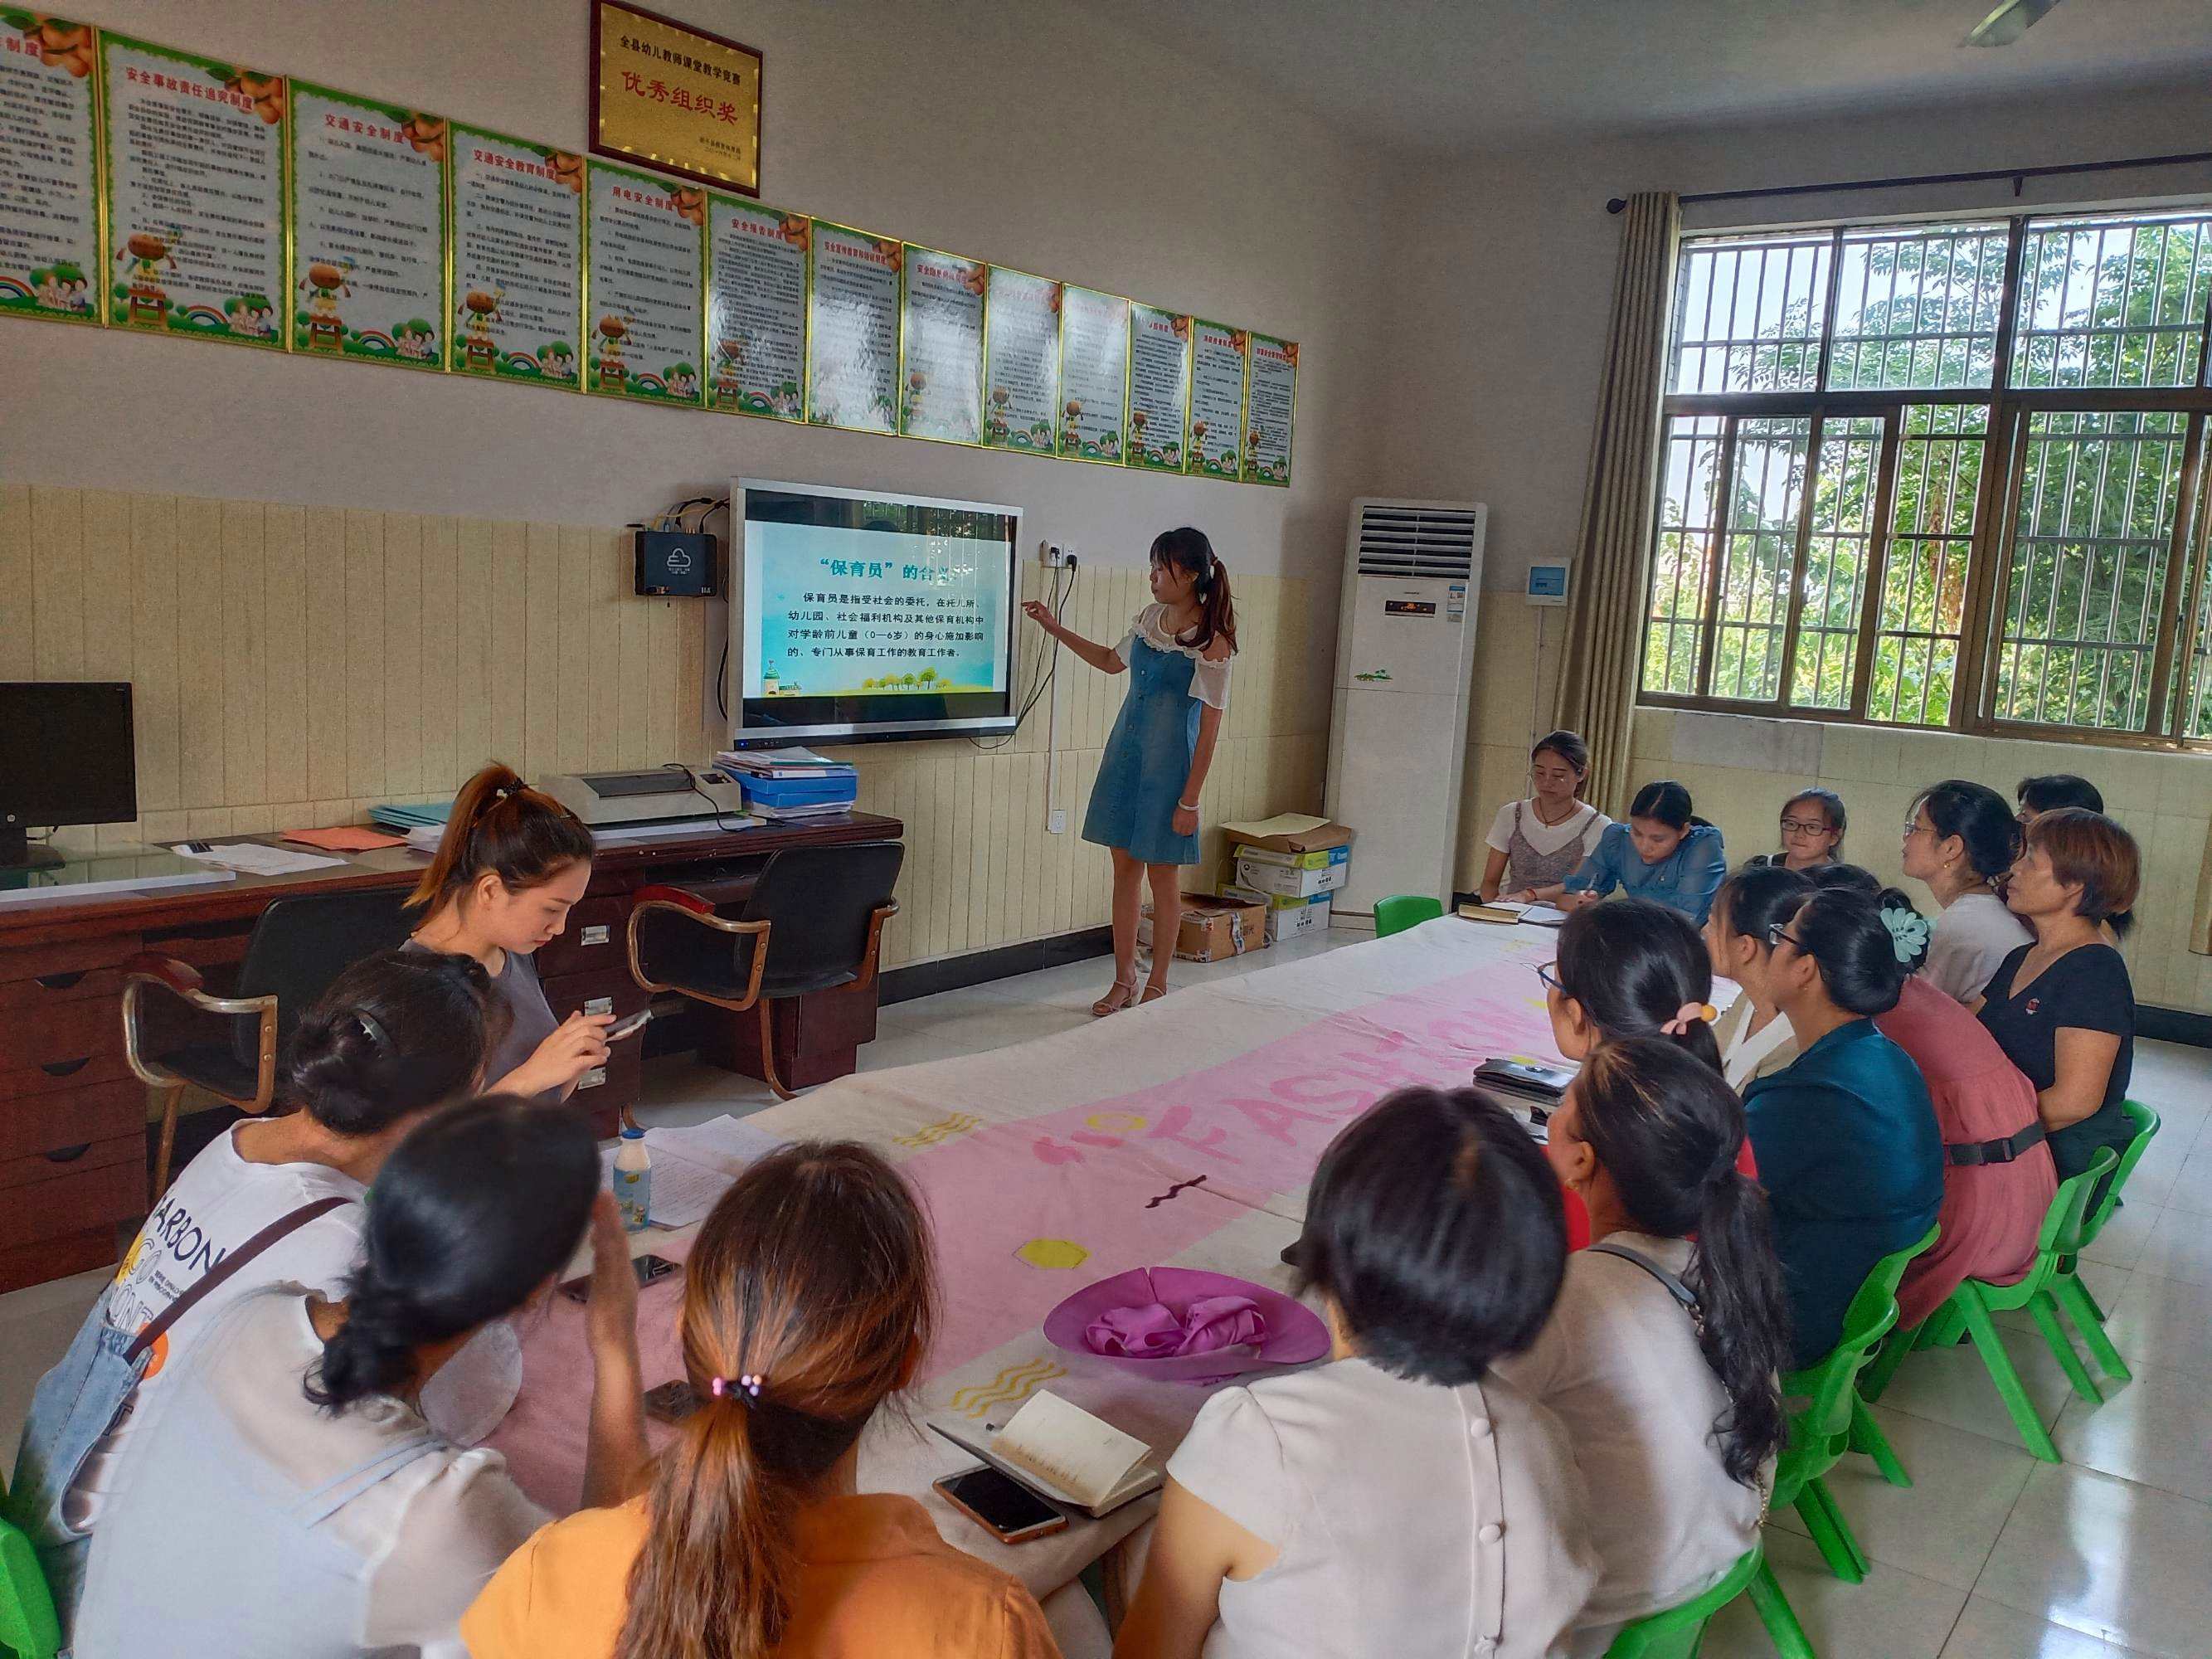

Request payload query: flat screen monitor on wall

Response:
[732,479,1020,746]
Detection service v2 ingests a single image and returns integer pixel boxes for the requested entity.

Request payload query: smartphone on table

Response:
[558,1253,680,1302]
[932,1465,1068,1544]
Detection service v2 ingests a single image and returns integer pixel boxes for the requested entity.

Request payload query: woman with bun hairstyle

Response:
[464,1141,1058,1659]
[1705,864,1818,1090]
[1560,781,1728,924]
[1901,780,2030,1003]
[75,1097,636,1659]
[1117,1088,1597,1659]
[1024,528,1235,1016]
[1480,729,1612,903]
[1741,887,1944,1365]
[12,950,502,1627]
[1981,809,2142,1194]
[407,761,611,1101]
[1497,1038,1785,1654]
[1544,898,1724,1073]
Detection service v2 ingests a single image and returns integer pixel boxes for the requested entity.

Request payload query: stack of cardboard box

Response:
[1218,816,1354,943]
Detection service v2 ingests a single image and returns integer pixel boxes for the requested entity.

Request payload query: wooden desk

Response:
[0,811,903,1293]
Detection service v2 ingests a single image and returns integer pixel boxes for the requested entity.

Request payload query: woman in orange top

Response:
[462,1141,1058,1659]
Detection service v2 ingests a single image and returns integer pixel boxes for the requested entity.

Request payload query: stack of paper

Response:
[173,842,347,877]
[370,800,453,832]
[717,746,846,776]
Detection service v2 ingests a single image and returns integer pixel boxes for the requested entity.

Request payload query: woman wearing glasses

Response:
[1738,884,1944,1368]
[1747,789,1846,873]
[1900,780,2030,1004]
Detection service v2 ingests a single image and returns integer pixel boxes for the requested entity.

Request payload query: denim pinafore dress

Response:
[1083,622,1210,866]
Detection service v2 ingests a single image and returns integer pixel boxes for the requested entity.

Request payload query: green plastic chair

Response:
[0,1476,61,1659]
[1602,1545,1765,1657]
[1860,1148,2118,1463]
[1772,1223,1940,1591]
[1373,894,1444,937]
[2055,1100,2160,1355]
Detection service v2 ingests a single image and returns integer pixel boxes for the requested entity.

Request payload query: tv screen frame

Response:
[729,478,1023,747]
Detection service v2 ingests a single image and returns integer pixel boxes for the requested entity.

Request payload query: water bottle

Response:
[613,1125,652,1233]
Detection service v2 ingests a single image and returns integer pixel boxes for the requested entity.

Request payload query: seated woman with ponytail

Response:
[464,1141,1058,1659]
[1704,864,1817,1090]
[9,950,501,1632]
[74,1097,634,1659]
[1497,1038,1788,1657]
[407,761,613,1101]
[1543,898,1726,1073]
[1741,886,1945,1367]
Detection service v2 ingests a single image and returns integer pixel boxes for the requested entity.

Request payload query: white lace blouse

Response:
[1114,603,1232,708]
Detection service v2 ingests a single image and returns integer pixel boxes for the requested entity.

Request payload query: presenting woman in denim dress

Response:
[1024,528,1235,1015]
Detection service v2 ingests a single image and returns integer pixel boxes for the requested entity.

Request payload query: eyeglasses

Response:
[1779,818,1830,835]
[1764,922,1806,951]
[1535,961,1564,994]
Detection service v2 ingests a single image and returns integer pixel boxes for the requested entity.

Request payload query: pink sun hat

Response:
[1042,1265,1331,1383]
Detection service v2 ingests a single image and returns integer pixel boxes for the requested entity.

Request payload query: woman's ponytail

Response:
[1151,527,1237,655]
[1556,899,1723,1073]
[406,760,595,912]
[1573,1039,1791,1487]
[304,1272,421,1408]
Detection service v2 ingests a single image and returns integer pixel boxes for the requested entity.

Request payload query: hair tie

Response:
[709,1373,764,1404]
[354,1010,391,1053]
[1660,1001,1717,1037]
[1879,906,1932,964]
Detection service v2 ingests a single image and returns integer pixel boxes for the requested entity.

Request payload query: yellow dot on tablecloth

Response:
[1015,1238,1091,1270]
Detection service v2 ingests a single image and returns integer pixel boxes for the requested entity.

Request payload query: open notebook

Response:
[930,1390,1163,1518]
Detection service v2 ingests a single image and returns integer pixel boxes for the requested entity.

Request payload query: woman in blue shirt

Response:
[1562,781,1728,925]
[1739,886,1945,1368]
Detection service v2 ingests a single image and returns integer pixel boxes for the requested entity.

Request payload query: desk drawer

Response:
[0,995,131,1097]
[0,1078,146,1165]
[0,933,139,987]
[533,898,632,979]
[0,1140,144,1251]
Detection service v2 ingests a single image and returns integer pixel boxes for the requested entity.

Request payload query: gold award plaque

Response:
[590,0,761,195]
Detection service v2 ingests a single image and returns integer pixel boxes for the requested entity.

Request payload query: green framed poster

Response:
[898,243,983,445]
[1057,283,1127,463]
[583,158,705,405]
[981,265,1058,454]
[704,195,805,418]
[287,81,447,367]
[1243,332,1296,485]
[1125,303,1189,473]
[449,123,585,387]
[100,32,286,346]
[1186,319,1247,479]
[805,219,898,433]
[0,11,100,324]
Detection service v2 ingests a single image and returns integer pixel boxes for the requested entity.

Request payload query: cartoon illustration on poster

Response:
[705,197,805,419]
[100,32,286,345]
[1057,285,1128,462]
[1125,304,1190,472]
[451,123,585,383]
[585,160,706,404]
[1186,319,1248,480]
[806,220,899,434]
[982,265,1059,453]
[899,246,984,445]
[1243,332,1296,485]
[0,10,100,323]
[288,82,447,366]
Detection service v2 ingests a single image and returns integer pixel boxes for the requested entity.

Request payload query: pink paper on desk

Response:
[283,825,407,851]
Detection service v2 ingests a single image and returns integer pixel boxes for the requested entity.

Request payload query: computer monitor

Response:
[0,682,138,869]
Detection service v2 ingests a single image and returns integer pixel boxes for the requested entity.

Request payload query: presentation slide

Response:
[745,522,1008,702]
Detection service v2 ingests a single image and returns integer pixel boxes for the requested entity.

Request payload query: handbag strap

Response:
[124,1195,352,1362]
[1583,1239,1699,1314]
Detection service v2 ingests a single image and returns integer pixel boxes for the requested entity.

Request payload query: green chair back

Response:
[1980,1147,2116,1312]
[2075,1101,2160,1253]
[1373,894,1445,938]
[1602,1545,1764,1658]
[1774,1222,1937,1506]
[0,1491,61,1659]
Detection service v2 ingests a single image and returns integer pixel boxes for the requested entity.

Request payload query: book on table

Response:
[929,1389,1162,1518]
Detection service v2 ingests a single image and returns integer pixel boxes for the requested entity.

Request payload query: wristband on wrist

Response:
[1177,800,1198,812]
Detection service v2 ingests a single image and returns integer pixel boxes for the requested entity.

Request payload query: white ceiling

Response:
[1083,0,2212,153]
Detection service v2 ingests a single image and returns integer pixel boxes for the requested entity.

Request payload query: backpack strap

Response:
[1583,1239,1699,1314]
[124,1195,352,1363]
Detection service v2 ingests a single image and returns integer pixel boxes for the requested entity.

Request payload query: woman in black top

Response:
[1976,808,2139,1189]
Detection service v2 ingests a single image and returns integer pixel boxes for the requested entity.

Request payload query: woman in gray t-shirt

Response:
[405,762,610,1101]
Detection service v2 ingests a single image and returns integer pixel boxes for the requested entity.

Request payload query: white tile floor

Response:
[2,927,2205,1657]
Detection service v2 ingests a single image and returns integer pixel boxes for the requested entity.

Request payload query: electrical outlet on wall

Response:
[1048,809,1067,834]
[1039,540,1074,567]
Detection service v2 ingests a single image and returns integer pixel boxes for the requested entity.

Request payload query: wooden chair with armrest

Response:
[627,842,904,1101]
[122,888,415,1198]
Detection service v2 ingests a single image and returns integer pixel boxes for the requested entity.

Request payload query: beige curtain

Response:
[1554,191,1680,818]
[2191,829,2212,955]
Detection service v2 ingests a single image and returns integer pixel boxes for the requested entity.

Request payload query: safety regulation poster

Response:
[806,220,899,434]
[705,197,806,418]
[981,265,1058,454]
[585,159,705,404]
[0,10,99,324]
[898,244,984,445]
[450,124,585,386]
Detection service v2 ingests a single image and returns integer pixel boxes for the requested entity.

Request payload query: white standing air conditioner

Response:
[1325,499,1487,919]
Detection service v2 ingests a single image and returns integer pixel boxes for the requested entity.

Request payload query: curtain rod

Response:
[1604,150,2212,214]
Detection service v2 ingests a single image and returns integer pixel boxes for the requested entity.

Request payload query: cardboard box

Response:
[1233,844,1349,873]
[1235,853,1347,899]
[1221,815,1354,856]
[1221,884,1334,942]
[1137,892,1268,961]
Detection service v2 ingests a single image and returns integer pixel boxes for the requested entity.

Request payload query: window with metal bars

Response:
[1641,208,2212,747]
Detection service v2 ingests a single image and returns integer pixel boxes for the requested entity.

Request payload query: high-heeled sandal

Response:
[1091,978,1138,1017]
[1139,982,1167,1005]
